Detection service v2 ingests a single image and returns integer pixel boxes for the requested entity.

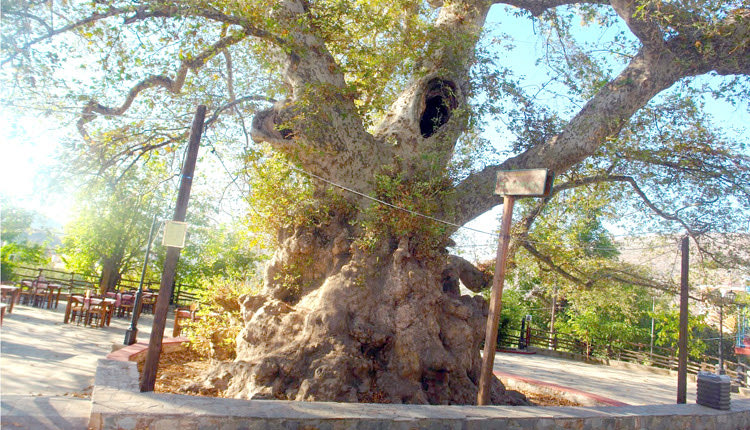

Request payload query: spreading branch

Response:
[498,0,610,17]
[204,95,276,131]
[610,0,668,54]
[2,5,134,66]
[521,239,685,296]
[76,30,249,141]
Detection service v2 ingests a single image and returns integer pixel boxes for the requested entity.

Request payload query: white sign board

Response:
[162,221,188,248]
[495,169,554,197]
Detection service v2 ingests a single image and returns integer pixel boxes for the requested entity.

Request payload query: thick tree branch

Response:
[522,241,684,296]
[502,172,715,288]
[374,1,492,175]
[610,0,668,54]
[443,255,492,293]
[450,48,689,228]
[686,8,750,76]
[246,0,395,196]
[448,4,749,230]
[498,0,610,17]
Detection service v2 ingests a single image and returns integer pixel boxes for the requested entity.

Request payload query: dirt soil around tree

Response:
[144,348,583,407]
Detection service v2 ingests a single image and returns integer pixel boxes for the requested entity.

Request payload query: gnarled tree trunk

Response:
[201,211,526,404]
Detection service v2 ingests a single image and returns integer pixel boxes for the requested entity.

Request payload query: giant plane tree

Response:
[3,0,749,405]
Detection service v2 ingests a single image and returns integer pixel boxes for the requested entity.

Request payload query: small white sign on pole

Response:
[162,221,188,248]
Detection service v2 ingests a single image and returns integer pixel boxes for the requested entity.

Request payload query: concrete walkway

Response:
[2,300,744,428]
[1,300,161,429]
[492,350,703,405]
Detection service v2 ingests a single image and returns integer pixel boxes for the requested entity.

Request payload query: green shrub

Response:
[184,277,259,360]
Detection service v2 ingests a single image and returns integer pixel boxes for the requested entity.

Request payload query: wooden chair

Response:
[65,295,87,325]
[31,282,50,308]
[86,299,109,327]
[118,294,134,318]
[141,292,156,314]
[17,280,36,305]
[172,302,200,337]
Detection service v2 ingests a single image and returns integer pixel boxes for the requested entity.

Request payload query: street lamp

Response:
[718,290,737,375]
[124,215,158,346]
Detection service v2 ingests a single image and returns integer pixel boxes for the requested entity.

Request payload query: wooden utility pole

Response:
[477,195,515,405]
[477,169,553,405]
[140,105,206,392]
[677,235,689,404]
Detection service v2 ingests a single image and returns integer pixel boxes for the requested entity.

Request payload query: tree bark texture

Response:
[196,216,526,404]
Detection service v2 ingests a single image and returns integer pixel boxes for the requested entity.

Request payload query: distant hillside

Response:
[616,233,750,290]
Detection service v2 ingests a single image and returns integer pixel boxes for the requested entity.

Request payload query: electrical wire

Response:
[279,160,498,237]
[4,101,717,253]
[1,100,184,122]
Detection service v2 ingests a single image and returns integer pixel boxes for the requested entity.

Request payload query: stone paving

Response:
[492,350,704,405]
[91,361,750,430]
[1,300,159,429]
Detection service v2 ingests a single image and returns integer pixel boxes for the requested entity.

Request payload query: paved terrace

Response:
[1,299,160,429]
[1,299,745,429]
[493,350,700,405]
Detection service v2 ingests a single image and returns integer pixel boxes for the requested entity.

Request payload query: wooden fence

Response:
[501,326,750,388]
[8,265,197,306]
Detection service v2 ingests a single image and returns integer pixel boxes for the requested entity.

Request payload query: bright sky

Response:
[0,111,73,228]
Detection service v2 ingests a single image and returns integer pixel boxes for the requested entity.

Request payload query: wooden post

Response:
[477,195,515,405]
[140,105,206,392]
[549,286,557,350]
[677,235,689,404]
[477,168,553,406]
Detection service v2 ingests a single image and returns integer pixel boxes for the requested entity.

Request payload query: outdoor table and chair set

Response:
[0,276,158,328]
[63,290,158,328]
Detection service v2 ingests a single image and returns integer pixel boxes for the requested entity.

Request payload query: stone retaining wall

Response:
[90,358,750,430]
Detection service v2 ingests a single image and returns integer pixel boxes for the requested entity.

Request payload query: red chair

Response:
[31,282,50,308]
[118,294,134,318]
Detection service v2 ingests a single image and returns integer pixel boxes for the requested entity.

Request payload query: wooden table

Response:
[63,296,116,327]
[45,283,65,309]
[0,285,19,313]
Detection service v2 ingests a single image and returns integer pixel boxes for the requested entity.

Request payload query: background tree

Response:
[0,200,50,281]
[652,306,710,360]
[156,195,266,289]
[60,168,168,293]
[3,0,749,405]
